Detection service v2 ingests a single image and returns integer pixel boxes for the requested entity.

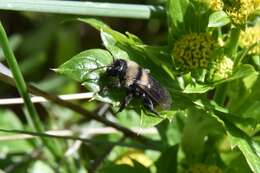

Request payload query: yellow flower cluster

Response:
[211,56,234,80]
[240,25,260,54]
[226,0,258,25]
[185,164,223,173]
[193,0,224,11]
[172,33,217,70]
[209,0,224,11]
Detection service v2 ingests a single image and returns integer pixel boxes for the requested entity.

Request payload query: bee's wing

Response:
[137,76,172,109]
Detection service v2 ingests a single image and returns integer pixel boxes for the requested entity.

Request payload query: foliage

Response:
[0,0,260,172]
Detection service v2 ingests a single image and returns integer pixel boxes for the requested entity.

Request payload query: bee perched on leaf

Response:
[106,59,172,115]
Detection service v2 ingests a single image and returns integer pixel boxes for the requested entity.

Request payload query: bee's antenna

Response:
[107,50,115,62]
[112,55,115,62]
[88,65,108,74]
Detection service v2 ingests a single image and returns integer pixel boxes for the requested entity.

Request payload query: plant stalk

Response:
[225,27,240,58]
[0,22,43,132]
[0,0,165,19]
[0,22,62,159]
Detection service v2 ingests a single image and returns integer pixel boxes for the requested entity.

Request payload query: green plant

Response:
[0,0,260,172]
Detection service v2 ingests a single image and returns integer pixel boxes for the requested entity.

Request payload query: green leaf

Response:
[140,109,188,129]
[116,110,141,128]
[139,45,175,80]
[78,18,110,30]
[216,64,258,85]
[228,75,260,123]
[182,108,223,163]
[140,111,164,128]
[229,64,258,80]
[225,154,252,173]
[57,49,113,91]
[183,83,214,93]
[100,30,129,60]
[157,112,184,146]
[29,161,54,173]
[167,0,190,39]
[208,11,231,27]
[224,28,240,57]
[0,109,32,153]
[167,0,211,41]
[155,145,178,173]
[56,49,122,105]
[125,32,143,44]
[213,113,260,173]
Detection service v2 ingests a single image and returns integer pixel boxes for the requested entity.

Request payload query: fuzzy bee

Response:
[106,59,172,115]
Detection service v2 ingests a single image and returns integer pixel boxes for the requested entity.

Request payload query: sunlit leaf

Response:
[29,161,54,173]
[0,109,32,153]
[167,0,189,39]
[140,111,164,128]
[182,108,223,162]
[216,64,258,85]
[213,112,260,173]
[208,11,231,27]
[56,49,122,105]
[183,83,214,93]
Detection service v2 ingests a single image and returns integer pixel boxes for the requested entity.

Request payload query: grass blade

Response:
[0,0,165,19]
[0,22,42,132]
[0,22,62,158]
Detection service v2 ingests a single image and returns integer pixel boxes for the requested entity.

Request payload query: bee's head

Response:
[106,59,126,76]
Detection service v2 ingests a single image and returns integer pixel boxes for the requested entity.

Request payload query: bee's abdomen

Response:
[148,76,172,109]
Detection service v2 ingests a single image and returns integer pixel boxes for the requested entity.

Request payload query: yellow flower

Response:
[209,0,224,11]
[200,58,209,68]
[225,0,258,26]
[172,33,217,71]
[240,25,260,54]
[193,0,224,11]
[115,150,152,167]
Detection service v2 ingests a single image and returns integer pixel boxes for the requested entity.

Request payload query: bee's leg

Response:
[142,93,159,116]
[117,93,133,113]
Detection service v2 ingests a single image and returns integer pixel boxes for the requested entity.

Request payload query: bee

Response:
[106,59,172,115]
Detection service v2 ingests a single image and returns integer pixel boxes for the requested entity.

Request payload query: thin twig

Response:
[0,72,162,150]
[0,127,157,141]
[0,128,158,150]
[0,92,94,105]
[0,129,72,141]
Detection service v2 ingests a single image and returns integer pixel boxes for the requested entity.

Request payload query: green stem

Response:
[0,22,61,159]
[225,27,240,58]
[213,84,227,106]
[0,0,165,19]
[0,22,42,132]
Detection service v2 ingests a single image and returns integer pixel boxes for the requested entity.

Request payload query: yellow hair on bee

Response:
[138,70,150,89]
[123,61,140,87]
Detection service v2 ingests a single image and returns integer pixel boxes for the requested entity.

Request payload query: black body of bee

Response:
[106,59,172,115]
